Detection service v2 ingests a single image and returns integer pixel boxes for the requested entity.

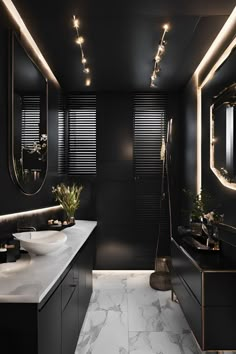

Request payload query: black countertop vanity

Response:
[0,220,96,354]
[171,227,236,352]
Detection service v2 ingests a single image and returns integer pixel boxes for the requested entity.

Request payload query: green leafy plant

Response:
[183,189,213,222]
[52,183,83,222]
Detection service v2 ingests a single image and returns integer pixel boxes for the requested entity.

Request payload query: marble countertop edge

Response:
[0,220,97,304]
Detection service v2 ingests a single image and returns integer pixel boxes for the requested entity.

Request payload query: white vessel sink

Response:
[13,230,67,255]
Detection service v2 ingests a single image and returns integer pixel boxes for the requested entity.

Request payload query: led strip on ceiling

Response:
[2,0,60,86]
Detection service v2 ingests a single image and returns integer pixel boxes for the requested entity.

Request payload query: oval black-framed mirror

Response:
[9,31,48,195]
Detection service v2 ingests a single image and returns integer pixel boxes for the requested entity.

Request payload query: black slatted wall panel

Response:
[68,95,96,175]
[134,93,169,255]
[58,94,96,175]
[58,96,66,174]
[21,95,40,148]
[134,93,167,177]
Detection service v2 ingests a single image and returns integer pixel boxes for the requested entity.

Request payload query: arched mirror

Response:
[9,31,48,194]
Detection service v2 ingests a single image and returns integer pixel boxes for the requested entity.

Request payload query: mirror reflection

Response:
[10,32,48,194]
[211,84,236,183]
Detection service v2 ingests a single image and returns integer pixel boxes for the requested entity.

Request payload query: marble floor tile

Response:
[126,271,153,290]
[76,271,232,354]
[127,287,166,332]
[75,310,128,354]
[93,271,128,290]
[88,289,127,313]
[129,331,201,354]
[127,287,189,333]
[157,291,190,333]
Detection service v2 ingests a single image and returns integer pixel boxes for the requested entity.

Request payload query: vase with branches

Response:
[52,183,83,224]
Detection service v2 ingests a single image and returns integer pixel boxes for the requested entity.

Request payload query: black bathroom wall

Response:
[0,4,182,269]
[96,92,135,269]
[182,78,198,193]
[182,40,236,227]
[0,5,60,216]
[179,78,199,224]
[95,91,181,269]
[201,48,236,227]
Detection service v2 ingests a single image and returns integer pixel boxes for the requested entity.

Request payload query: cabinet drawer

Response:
[62,266,77,311]
[204,306,236,350]
[171,239,202,303]
[204,271,236,306]
[38,285,62,354]
[171,270,202,348]
[62,287,79,354]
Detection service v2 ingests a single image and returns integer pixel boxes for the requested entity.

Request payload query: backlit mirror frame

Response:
[210,84,236,188]
[9,30,48,195]
[194,7,236,194]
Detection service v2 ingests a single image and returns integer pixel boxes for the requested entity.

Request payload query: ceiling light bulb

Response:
[73,17,80,29]
[150,81,157,88]
[83,67,90,73]
[81,57,87,64]
[163,24,169,31]
[159,44,165,53]
[151,73,156,81]
[76,36,84,45]
[150,23,170,88]
[85,78,91,86]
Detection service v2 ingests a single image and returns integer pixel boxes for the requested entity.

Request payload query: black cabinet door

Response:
[72,232,94,330]
[62,286,79,354]
[77,235,93,330]
[61,265,76,311]
[38,285,62,354]
[0,303,38,354]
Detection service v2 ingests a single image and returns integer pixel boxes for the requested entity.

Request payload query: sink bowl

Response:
[13,230,67,255]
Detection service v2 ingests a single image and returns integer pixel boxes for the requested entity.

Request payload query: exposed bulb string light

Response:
[150,23,169,88]
[73,15,91,86]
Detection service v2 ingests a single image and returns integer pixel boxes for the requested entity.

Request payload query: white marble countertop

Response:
[0,220,97,303]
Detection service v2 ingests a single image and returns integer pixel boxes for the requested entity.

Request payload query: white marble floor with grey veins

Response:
[75,271,234,354]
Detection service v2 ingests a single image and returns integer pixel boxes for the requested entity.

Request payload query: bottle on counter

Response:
[0,246,7,263]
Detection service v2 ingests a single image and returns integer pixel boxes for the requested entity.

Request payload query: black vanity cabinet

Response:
[61,234,94,354]
[0,229,95,354]
[38,284,62,354]
[171,237,236,351]
[76,234,93,330]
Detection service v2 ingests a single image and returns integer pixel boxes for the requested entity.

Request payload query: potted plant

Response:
[183,189,223,242]
[183,189,212,236]
[203,211,224,244]
[52,183,83,224]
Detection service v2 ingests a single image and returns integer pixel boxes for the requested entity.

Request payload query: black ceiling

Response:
[12,0,236,92]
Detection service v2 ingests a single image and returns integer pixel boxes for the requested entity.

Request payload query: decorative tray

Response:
[42,223,75,231]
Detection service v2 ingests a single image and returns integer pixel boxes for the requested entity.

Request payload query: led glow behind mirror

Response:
[210,84,236,190]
